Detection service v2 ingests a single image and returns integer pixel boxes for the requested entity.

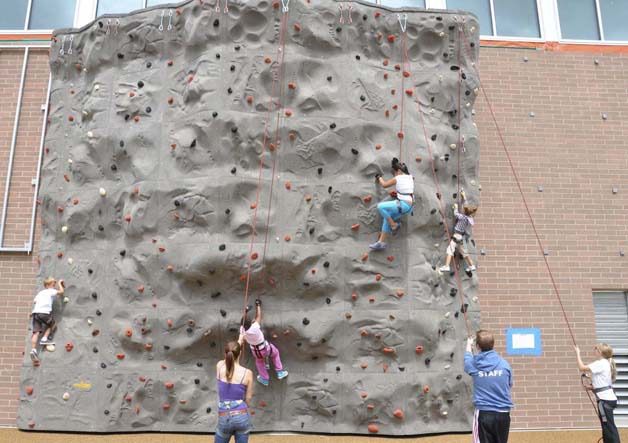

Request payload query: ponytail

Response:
[597,343,617,382]
[223,341,241,381]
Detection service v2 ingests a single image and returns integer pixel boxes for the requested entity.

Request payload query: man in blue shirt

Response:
[465,330,513,443]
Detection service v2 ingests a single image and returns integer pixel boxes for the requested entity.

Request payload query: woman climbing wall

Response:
[369,157,414,251]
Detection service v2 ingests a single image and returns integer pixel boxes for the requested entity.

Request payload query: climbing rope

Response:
[398,13,408,160]
[241,6,291,320]
[456,26,462,206]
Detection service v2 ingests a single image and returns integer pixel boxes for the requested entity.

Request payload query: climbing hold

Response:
[397,132,404,139]
[415,345,424,354]
[405,89,413,96]
[403,71,410,78]
[288,82,296,90]
[330,123,336,129]
[125,328,133,337]
[351,292,358,301]
[383,347,395,354]
[25,386,34,396]
[423,385,430,394]
[395,289,404,298]
[361,253,368,262]
[375,144,382,150]
[251,252,258,260]
[302,318,310,325]
[367,423,379,433]
[165,382,174,390]
[116,353,125,360]
[375,274,382,282]
[124,214,132,223]
[363,195,372,204]
[63,392,70,401]
[383,73,389,80]
[351,223,360,231]
[393,409,404,420]
[294,23,301,32]
[345,312,352,319]
[65,342,74,352]
[285,181,292,190]
[284,235,291,242]
[360,362,368,369]
[387,255,394,262]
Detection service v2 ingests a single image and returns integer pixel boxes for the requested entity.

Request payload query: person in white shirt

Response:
[575,343,620,443]
[369,157,414,251]
[29,277,64,362]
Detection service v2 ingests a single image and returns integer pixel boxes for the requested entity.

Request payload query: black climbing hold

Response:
[462,73,467,80]
[146,106,151,113]
[471,239,476,247]
[431,265,436,271]
[206,407,212,414]
[312,356,319,360]
[224,209,230,215]
[456,374,462,380]
[303,318,310,326]
[219,244,226,251]
[212,111,218,118]
[210,342,216,348]
[211,290,221,299]
[146,61,152,68]
[450,65,460,71]
[431,134,437,141]
[216,53,221,59]
[303,282,310,287]
[430,96,435,102]
[351,148,359,155]
[104,410,110,415]
[453,193,457,199]
[330,123,336,129]
[450,288,457,297]
[174,199,180,207]
[296,342,302,347]
[88,268,93,275]
[461,303,469,313]
[164,345,170,350]
[235,45,241,51]
[111,164,117,171]
[190,139,196,148]
[449,110,457,117]
[91,292,97,299]
[213,19,219,27]
[321,339,327,345]
[194,379,200,385]
[230,65,235,72]
[227,87,233,94]
[436,16,442,21]
[101,363,107,369]
[197,362,203,368]
[197,280,203,287]
[328,186,332,194]
[363,14,368,20]
[107,383,112,388]
[138,80,144,88]
[452,124,459,130]
[96,309,102,316]
[360,95,366,102]
[443,53,449,58]
[425,358,431,366]
[430,209,437,215]
[117,53,124,59]
[120,250,126,256]
[187,327,193,334]
[124,114,130,121]
[465,90,471,96]
[220,309,227,317]
[317,167,323,175]
[312,395,317,400]
[450,352,455,358]
[336,27,342,33]
[470,42,475,48]
[326,76,332,82]
[399,367,405,372]
[98,21,103,28]
[119,140,125,147]
[301,423,305,429]
[454,312,459,318]
[436,192,441,200]
[355,55,361,60]
[231,127,238,133]
[449,25,455,31]
[93,347,98,353]
[332,410,337,415]
[323,261,330,268]
[323,378,328,383]
[325,297,331,305]
[336,366,341,372]
[230,167,236,174]
[309,227,315,235]
[444,154,450,161]
[98,225,104,231]
[452,174,457,180]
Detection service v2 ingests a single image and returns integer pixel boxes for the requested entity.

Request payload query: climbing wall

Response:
[18,0,481,435]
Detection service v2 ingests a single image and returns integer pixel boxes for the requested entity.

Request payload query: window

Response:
[378,0,426,7]
[29,0,76,30]
[558,0,628,41]
[97,0,144,16]
[447,0,492,37]
[146,0,170,6]
[446,0,540,38]
[0,0,28,30]
[593,291,628,426]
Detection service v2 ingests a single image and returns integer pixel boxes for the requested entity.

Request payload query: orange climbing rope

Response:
[241,6,291,320]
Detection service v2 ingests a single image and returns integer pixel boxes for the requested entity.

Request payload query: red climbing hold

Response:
[25,386,33,396]
[383,59,389,66]
[415,345,424,354]
[56,252,63,259]
[167,319,173,328]
[394,64,401,71]
[139,376,147,382]
[171,143,177,150]
[272,1,280,9]
[138,285,145,293]
[251,252,258,260]
[28,421,35,429]
[387,35,395,43]
[65,342,74,352]
[383,347,395,354]
[367,404,375,410]
[383,73,389,80]
[391,89,396,95]
[167,265,174,272]
[57,206,64,213]
[68,115,74,122]
[116,353,125,360]
[165,382,174,390]
[125,395,133,402]
[351,223,360,231]
[363,195,372,203]
[368,423,379,434]
[304,194,312,202]
[250,202,257,209]
[311,268,316,274]
[289,132,297,141]
[63,174,70,182]
[163,402,170,410]
[360,392,368,399]
[369,297,375,303]
[416,156,422,162]
[375,274,382,281]
[285,109,293,117]
[284,181,292,190]
[397,131,404,139]
[176,8,181,15]
[269,143,277,151]
[188,74,194,83]
[92,329,100,336]
[125,214,132,222]
[375,144,382,150]
[395,289,405,298]
[264,57,272,64]
[134,115,140,123]
[423,385,430,394]
[405,89,414,96]
[144,343,153,351]
[374,11,381,18]
[385,110,390,118]
[129,91,135,98]
[73,198,79,205]
[360,362,368,369]
[167,60,173,66]
[392,105,398,110]
[351,292,358,301]
[284,234,291,242]
[387,255,394,262]
[125,328,133,337]
[246,95,254,104]
[393,409,405,420]
[403,71,410,78]
[293,23,301,32]
[159,246,165,253]
[259,400,267,407]
[168,97,174,105]
[288,82,296,90]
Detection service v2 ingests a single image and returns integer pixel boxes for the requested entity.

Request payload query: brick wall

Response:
[0,45,626,429]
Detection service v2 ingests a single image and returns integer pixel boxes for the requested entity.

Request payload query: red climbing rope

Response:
[456,27,463,206]
[241,9,290,319]
[398,30,408,160]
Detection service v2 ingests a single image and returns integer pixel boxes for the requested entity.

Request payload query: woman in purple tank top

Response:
[214,338,253,443]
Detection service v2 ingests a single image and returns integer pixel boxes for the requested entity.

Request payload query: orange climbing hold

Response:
[383,347,395,354]
[393,409,405,420]
[250,202,257,209]
[168,97,174,105]
[304,194,312,202]
[72,198,79,205]
[167,319,173,328]
[293,23,301,32]
[383,59,389,66]
[285,109,293,117]
[361,252,369,262]
[144,343,153,351]
[63,174,70,182]
[360,362,368,369]
[272,1,280,9]
[367,404,375,410]
[360,329,369,337]
[289,132,297,141]
[139,376,147,382]
[129,91,135,98]
[269,143,276,151]
[259,400,267,407]
[264,57,272,64]
[125,328,133,337]
[56,252,63,259]
[360,392,368,399]
[162,403,171,410]
[368,423,379,433]
[395,289,405,298]
[284,181,292,190]
[68,115,74,122]
[415,156,422,162]
[25,386,33,396]
[288,82,296,90]
[134,116,140,122]
[170,143,177,150]
[351,223,360,231]
[165,382,174,389]
[415,345,424,354]
[375,144,382,150]
[284,234,291,242]
[251,252,259,260]
[138,285,145,293]
[167,265,174,272]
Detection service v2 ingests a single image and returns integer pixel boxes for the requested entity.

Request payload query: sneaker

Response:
[29,349,39,362]
[276,370,289,380]
[40,337,54,346]
[439,265,451,273]
[465,265,476,272]
[256,375,269,386]
[368,241,387,251]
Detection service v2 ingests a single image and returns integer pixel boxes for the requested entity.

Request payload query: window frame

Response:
[95,0,149,18]
[555,0,628,45]
[0,0,81,34]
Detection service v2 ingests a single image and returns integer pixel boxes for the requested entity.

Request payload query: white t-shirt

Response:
[32,288,58,314]
[240,322,265,346]
[589,358,617,401]
[395,174,414,204]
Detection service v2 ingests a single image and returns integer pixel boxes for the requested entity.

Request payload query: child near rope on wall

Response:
[439,189,477,274]
[29,277,64,362]
[240,299,288,386]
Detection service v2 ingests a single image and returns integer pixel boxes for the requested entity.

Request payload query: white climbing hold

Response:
[474,88,479,94]
[470,26,475,32]
[87,318,93,325]
[439,31,445,37]
[449,144,457,150]
[478,184,482,191]
[594,59,599,65]
[442,410,448,416]
[276,237,280,243]
[444,312,450,318]
[612,187,618,194]
[429,108,435,114]
[83,111,89,117]
[94,85,100,91]
[523,56,528,62]
[466,102,471,107]
[63,392,70,401]
[87,131,94,138]
[68,258,74,265]
[444,364,451,370]
[61,225,68,233]
[472,296,478,302]
[470,180,476,186]
[529,111,535,117]
[471,109,476,115]
[68,158,73,164]
[99,188,107,197]
[434,243,439,248]
[63,297,70,304]
[602,113,608,120]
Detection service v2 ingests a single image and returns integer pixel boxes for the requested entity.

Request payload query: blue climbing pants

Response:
[377,200,412,234]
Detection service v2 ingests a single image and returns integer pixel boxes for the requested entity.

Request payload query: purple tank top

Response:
[217,366,247,412]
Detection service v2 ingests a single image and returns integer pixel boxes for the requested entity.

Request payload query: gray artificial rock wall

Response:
[18,0,481,435]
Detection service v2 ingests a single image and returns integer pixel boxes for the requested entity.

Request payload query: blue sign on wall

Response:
[506,328,542,356]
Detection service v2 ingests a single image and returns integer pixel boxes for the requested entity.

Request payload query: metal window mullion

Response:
[0,47,30,248]
[489,0,497,36]
[24,0,34,30]
[144,0,148,8]
[26,73,51,254]
[595,0,605,40]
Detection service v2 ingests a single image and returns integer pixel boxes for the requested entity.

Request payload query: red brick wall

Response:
[0,45,627,430]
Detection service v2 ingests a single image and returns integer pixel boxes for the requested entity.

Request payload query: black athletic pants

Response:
[598,400,620,443]
[478,411,510,443]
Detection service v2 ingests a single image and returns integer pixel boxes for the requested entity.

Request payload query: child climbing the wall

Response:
[439,189,477,274]
[369,157,415,251]
[29,277,64,362]
[240,299,288,386]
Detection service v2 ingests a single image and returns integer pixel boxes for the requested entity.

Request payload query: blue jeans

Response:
[377,200,412,234]
[214,412,252,443]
